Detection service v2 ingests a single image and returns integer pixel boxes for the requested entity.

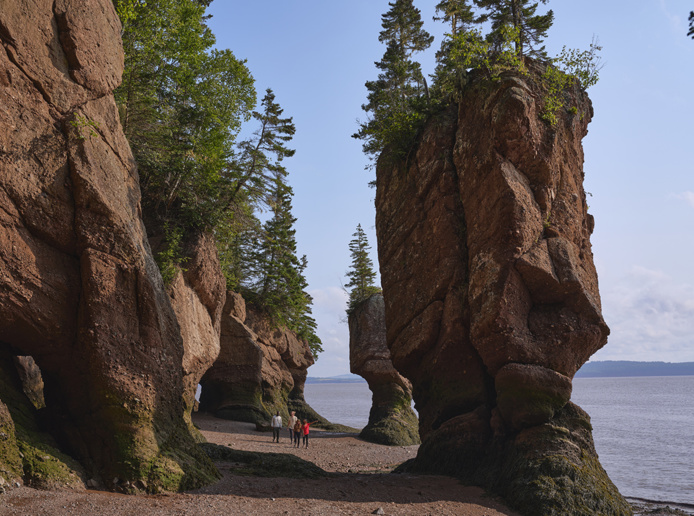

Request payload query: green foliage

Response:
[241,179,322,357]
[155,222,187,285]
[115,1,320,358]
[434,0,476,35]
[353,0,433,159]
[554,38,603,89]
[539,64,572,125]
[113,0,145,26]
[223,89,296,211]
[540,38,602,126]
[344,224,381,313]
[114,0,255,232]
[474,0,554,59]
[433,25,526,101]
[68,115,100,140]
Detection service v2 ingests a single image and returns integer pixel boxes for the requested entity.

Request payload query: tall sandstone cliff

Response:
[376,66,632,514]
[0,0,217,491]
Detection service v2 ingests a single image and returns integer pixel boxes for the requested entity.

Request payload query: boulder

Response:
[349,294,419,445]
[0,0,217,491]
[376,63,630,514]
[13,356,45,409]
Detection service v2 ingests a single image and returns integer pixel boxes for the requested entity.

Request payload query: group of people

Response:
[270,411,317,448]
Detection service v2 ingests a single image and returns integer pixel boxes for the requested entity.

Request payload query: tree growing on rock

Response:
[243,178,322,357]
[353,0,434,159]
[431,0,483,97]
[345,224,381,313]
[474,0,554,58]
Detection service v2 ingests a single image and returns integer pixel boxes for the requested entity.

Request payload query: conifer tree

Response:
[345,224,381,313]
[353,0,433,158]
[223,89,296,210]
[434,0,476,35]
[431,0,482,96]
[689,11,694,39]
[474,0,554,58]
[114,0,255,230]
[244,178,322,357]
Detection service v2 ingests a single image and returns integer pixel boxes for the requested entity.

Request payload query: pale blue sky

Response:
[207,1,694,377]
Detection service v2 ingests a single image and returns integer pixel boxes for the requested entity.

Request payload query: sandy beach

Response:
[0,412,519,515]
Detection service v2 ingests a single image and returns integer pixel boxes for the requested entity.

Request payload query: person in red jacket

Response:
[302,419,318,449]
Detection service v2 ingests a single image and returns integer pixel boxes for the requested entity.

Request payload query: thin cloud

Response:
[658,0,686,34]
[674,191,694,208]
[596,266,694,362]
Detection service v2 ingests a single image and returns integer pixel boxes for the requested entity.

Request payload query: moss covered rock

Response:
[404,403,631,515]
[0,400,23,489]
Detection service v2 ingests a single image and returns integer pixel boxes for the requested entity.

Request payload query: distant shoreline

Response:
[305,374,366,384]
[574,360,694,378]
[308,362,694,383]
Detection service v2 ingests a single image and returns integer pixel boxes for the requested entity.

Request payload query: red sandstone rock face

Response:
[200,293,315,424]
[376,66,606,439]
[167,232,225,420]
[13,356,45,409]
[376,66,628,512]
[0,0,215,490]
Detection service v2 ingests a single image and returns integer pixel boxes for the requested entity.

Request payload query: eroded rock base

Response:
[403,403,631,516]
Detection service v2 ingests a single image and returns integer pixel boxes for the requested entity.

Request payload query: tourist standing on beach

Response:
[302,419,318,448]
[271,412,282,443]
[293,419,302,447]
[287,410,298,442]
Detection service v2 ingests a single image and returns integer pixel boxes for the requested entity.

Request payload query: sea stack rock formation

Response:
[349,294,419,445]
[376,64,631,514]
[0,0,217,491]
[200,292,318,425]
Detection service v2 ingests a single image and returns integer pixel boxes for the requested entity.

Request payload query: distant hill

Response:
[309,362,694,382]
[575,361,694,378]
[305,374,366,384]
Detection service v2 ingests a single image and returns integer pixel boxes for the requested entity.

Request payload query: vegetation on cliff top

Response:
[344,224,381,314]
[112,0,321,356]
[354,0,603,160]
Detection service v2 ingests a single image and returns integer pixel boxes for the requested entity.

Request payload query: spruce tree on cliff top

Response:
[223,89,296,212]
[434,0,477,35]
[474,0,554,58]
[216,88,297,292]
[345,224,381,313]
[353,0,433,158]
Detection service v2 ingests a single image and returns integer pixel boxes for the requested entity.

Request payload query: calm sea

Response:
[305,376,694,506]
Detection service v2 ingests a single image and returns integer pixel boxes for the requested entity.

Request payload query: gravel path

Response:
[0,412,520,515]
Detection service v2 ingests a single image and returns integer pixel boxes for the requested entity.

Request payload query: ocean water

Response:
[305,376,694,505]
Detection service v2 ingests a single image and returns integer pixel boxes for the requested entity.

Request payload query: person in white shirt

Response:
[271,411,282,443]
[287,410,298,442]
